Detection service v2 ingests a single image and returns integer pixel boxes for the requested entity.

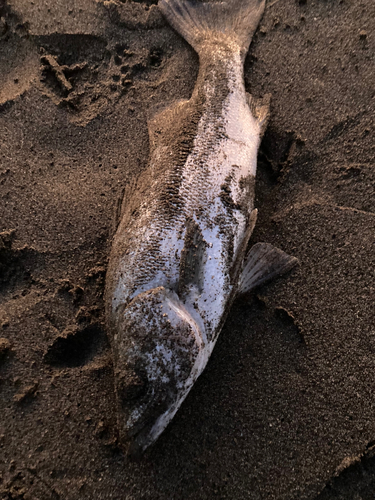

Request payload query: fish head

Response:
[111,286,205,456]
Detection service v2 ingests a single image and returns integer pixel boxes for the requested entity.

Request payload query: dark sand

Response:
[0,0,374,498]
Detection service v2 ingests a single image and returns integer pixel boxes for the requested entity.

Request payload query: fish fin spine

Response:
[238,242,298,294]
[159,0,266,58]
[112,176,139,235]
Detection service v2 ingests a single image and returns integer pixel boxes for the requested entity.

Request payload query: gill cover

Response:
[111,286,205,455]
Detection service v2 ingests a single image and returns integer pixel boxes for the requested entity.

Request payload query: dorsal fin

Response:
[148,99,189,153]
[112,176,139,236]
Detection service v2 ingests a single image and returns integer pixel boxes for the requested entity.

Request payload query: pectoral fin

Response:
[238,242,298,295]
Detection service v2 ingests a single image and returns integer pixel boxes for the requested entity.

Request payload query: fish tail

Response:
[159,0,266,58]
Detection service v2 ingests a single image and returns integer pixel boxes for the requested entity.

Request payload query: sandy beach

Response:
[0,0,374,498]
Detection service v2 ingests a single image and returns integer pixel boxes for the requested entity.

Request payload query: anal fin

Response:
[238,242,298,294]
[247,93,271,138]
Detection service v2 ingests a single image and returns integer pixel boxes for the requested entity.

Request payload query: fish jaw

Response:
[108,286,206,455]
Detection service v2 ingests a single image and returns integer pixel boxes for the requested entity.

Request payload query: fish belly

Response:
[177,68,260,339]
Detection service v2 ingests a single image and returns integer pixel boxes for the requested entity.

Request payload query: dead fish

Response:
[105,0,297,456]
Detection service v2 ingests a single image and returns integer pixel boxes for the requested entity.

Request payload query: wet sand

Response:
[0,0,374,498]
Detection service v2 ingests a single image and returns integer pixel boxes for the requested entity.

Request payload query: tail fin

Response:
[159,0,266,58]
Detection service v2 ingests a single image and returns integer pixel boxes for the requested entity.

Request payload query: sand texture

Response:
[0,0,374,498]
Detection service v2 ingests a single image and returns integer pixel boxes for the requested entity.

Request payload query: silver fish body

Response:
[105,0,296,455]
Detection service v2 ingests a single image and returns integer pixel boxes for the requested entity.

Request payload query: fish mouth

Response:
[125,423,155,458]
[124,401,180,457]
[123,369,202,457]
[116,384,174,457]
[120,411,166,457]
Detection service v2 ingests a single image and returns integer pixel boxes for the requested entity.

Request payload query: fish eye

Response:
[116,368,148,405]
